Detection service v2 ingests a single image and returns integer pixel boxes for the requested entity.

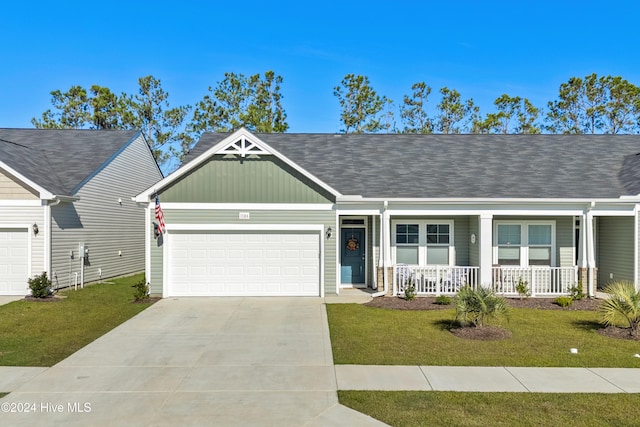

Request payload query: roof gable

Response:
[137,128,340,202]
[0,129,142,197]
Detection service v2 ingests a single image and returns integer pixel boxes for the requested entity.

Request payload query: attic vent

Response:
[218,136,270,158]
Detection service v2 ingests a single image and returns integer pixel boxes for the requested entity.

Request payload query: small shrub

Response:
[569,284,585,301]
[515,277,530,300]
[27,272,53,298]
[555,296,573,307]
[403,277,416,301]
[599,281,640,337]
[434,295,452,305]
[455,286,509,327]
[133,281,150,301]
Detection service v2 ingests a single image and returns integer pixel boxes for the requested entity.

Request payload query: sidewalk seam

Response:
[504,367,531,392]
[586,368,628,393]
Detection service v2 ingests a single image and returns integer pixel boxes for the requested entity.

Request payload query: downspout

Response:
[372,200,389,297]
[45,198,62,287]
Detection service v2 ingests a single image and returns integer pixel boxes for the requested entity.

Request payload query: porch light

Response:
[32,223,39,236]
[326,227,332,239]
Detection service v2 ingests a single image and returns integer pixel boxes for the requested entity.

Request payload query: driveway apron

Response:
[1,297,385,426]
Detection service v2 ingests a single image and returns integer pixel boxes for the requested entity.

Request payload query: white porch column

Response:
[577,213,587,269]
[585,210,596,297]
[382,202,391,294]
[479,212,493,287]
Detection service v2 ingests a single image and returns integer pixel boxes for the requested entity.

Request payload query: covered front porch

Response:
[337,198,638,298]
[394,264,578,297]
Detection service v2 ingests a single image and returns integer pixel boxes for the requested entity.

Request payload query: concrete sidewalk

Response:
[335,365,640,393]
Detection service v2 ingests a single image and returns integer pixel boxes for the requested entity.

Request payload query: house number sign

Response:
[239,212,250,220]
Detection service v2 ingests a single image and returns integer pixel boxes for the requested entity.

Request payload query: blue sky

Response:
[2,0,640,133]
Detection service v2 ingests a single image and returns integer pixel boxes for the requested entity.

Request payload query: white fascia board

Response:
[336,209,382,216]
[0,200,43,207]
[135,128,341,202]
[165,223,324,232]
[0,161,54,200]
[341,196,640,205]
[160,202,334,211]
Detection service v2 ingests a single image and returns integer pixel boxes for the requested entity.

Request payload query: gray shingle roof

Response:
[0,129,140,196]
[185,133,640,199]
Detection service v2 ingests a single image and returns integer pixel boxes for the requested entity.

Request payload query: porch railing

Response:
[393,264,578,297]
[491,266,578,296]
[394,265,480,296]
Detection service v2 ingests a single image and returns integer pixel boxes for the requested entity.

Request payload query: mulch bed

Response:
[363,296,639,341]
[364,296,600,311]
[132,297,162,304]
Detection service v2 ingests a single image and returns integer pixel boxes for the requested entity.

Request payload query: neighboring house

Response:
[0,129,162,295]
[136,128,640,298]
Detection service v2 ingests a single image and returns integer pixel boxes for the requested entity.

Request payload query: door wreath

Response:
[346,236,360,251]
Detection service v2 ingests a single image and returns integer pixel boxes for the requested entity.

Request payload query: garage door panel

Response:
[0,229,29,295]
[168,230,320,296]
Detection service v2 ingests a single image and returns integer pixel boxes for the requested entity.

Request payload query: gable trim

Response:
[135,128,341,202]
[0,161,54,200]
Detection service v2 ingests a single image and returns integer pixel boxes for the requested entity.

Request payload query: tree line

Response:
[33,72,640,169]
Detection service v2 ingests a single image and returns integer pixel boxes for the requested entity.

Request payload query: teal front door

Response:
[341,228,365,284]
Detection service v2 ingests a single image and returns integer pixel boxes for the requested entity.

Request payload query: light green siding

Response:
[149,208,336,295]
[597,216,634,287]
[160,156,334,204]
[469,216,479,266]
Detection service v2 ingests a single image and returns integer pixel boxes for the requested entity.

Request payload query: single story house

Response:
[136,128,640,298]
[0,129,162,295]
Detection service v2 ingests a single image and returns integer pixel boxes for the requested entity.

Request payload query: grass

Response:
[339,391,640,426]
[326,304,640,367]
[0,273,154,367]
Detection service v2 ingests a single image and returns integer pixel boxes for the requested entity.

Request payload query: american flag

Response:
[155,195,166,234]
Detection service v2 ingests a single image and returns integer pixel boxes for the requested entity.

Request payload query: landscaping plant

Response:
[599,280,640,337]
[27,272,53,298]
[515,276,530,300]
[454,285,509,327]
[554,296,573,307]
[403,277,416,301]
[434,295,452,305]
[133,280,150,301]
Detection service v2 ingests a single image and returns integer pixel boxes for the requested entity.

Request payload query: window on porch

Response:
[393,221,453,266]
[495,222,554,267]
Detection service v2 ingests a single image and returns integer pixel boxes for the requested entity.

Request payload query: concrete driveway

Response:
[1,297,385,426]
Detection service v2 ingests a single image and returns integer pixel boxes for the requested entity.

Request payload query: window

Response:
[393,221,454,266]
[495,221,554,267]
[497,224,521,265]
[528,224,551,265]
[396,224,419,264]
[426,224,450,265]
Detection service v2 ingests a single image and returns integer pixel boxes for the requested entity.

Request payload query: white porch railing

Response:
[491,266,578,296]
[394,265,480,296]
[393,265,578,297]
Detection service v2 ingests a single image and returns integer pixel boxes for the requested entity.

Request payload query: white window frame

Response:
[391,220,455,266]
[493,220,556,267]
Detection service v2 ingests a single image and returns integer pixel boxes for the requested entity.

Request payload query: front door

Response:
[341,228,365,285]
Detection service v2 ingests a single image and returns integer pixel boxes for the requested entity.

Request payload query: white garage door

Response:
[168,230,321,296]
[0,228,29,295]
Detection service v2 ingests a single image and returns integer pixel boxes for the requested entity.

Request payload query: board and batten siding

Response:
[596,216,634,287]
[0,169,39,200]
[149,209,336,295]
[51,135,162,288]
[160,156,334,204]
[0,206,45,278]
[469,216,480,267]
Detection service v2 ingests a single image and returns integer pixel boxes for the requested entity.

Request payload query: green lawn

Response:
[0,273,154,367]
[326,304,640,367]
[339,391,640,427]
